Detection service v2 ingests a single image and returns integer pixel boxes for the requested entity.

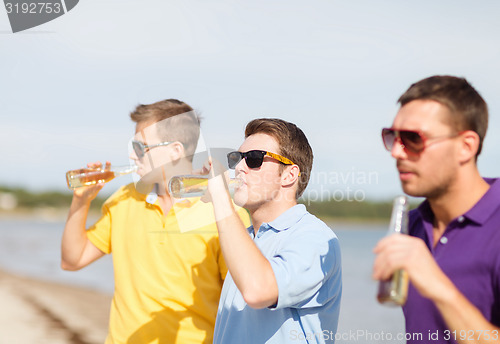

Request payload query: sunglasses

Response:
[381,128,460,155]
[132,140,175,159]
[227,150,297,170]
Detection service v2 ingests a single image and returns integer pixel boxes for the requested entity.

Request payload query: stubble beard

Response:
[401,173,454,201]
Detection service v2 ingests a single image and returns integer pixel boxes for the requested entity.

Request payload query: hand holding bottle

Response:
[169,158,241,200]
[375,196,410,306]
[69,161,111,201]
[373,232,454,303]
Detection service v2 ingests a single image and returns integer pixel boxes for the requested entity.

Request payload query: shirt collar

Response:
[417,178,500,226]
[417,200,434,223]
[246,204,308,237]
[267,204,308,232]
[464,178,500,225]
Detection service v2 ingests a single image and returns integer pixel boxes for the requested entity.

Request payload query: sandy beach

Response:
[0,269,112,344]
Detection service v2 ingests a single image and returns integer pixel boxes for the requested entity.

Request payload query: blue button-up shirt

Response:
[213,204,342,344]
[403,178,500,343]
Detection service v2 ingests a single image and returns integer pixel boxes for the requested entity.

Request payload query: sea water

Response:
[0,218,114,294]
[0,218,405,343]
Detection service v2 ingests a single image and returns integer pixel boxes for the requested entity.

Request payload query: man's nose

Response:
[235,158,248,174]
[391,137,407,159]
[129,149,139,161]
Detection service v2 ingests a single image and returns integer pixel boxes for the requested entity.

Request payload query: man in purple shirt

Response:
[372,75,500,344]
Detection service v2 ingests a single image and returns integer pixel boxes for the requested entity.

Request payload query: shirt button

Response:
[146,194,158,204]
[440,237,448,244]
[457,216,465,223]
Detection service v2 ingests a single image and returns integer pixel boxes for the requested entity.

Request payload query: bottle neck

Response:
[112,165,138,176]
[388,196,409,234]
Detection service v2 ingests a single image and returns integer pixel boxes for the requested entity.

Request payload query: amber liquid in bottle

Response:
[66,165,137,189]
[377,269,410,306]
[168,175,241,198]
[377,195,410,306]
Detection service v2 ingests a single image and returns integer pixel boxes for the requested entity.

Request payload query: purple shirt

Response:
[403,178,500,344]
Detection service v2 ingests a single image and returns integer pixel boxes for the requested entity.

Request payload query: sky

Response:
[1,0,500,201]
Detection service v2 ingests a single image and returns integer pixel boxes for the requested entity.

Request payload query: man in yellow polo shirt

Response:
[61,99,250,344]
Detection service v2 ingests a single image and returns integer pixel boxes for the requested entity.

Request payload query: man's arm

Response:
[61,162,107,271]
[373,235,500,344]
[208,175,278,309]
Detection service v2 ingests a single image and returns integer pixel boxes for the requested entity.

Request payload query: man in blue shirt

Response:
[373,76,500,343]
[205,118,342,343]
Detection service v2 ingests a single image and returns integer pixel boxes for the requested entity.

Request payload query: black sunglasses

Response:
[381,128,461,155]
[132,140,175,159]
[227,150,297,169]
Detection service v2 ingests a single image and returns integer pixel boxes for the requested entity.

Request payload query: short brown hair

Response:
[130,99,200,158]
[245,118,313,199]
[398,75,488,157]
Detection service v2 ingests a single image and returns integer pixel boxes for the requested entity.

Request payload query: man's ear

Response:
[457,131,480,164]
[169,142,185,161]
[281,165,301,187]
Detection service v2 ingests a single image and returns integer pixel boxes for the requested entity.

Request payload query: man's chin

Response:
[401,183,426,198]
[134,172,167,194]
[233,190,251,209]
[233,195,247,208]
[140,168,169,184]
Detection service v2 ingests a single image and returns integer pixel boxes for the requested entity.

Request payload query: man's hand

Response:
[372,234,451,302]
[194,158,231,204]
[72,161,110,202]
[373,234,500,343]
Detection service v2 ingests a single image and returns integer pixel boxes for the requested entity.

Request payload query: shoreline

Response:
[0,268,111,344]
[0,209,102,226]
[0,209,388,228]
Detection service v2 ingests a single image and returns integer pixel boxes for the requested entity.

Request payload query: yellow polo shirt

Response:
[86,183,250,344]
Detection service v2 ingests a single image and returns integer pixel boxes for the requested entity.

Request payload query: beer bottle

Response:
[377,195,410,306]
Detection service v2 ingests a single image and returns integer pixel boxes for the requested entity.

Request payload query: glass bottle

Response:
[168,175,242,198]
[377,195,410,306]
[66,165,138,189]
